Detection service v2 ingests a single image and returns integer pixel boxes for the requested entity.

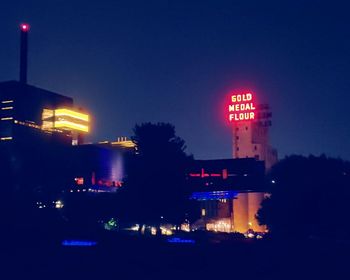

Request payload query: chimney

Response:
[19,23,29,84]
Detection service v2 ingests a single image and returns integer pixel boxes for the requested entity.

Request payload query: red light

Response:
[74,177,84,185]
[222,169,228,180]
[20,23,30,32]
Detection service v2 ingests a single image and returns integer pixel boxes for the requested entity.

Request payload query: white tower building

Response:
[228,92,278,233]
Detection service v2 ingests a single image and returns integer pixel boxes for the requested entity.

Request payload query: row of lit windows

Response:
[1,101,14,129]
[0,118,41,129]
[235,126,249,131]
[0,102,13,141]
[1,100,14,111]
[42,108,90,133]
[236,145,257,151]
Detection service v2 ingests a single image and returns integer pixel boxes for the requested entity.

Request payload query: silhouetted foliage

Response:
[62,193,119,228]
[118,122,195,225]
[257,155,350,239]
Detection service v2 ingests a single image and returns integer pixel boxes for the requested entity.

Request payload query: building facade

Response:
[189,92,278,234]
[188,158,267,233]
[232,103,277,170]
[0,81,90,194]
[70,139,135,192]
[229,92,278,233]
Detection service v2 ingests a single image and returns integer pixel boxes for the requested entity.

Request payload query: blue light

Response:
[190,190,238,200]
[167,237,195,244]
[62,240,97,247]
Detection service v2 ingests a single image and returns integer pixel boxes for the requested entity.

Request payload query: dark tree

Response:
[118,122,195,226]
[61,192,119,231]
[257,155,350,240]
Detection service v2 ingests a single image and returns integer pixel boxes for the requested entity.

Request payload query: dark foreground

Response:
[1,229,349,280]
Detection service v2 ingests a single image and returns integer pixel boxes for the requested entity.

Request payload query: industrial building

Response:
[189,92,278,234]
[0,25,138,196]
[70,139,135,192]
[188,157,268,233]
[0,23,277,235]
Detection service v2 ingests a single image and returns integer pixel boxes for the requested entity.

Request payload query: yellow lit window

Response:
[54,108,89,122]
[0,137,13,141]
[54,120,89,133]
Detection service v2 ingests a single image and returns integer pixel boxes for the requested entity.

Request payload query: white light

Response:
[151,227,157,235]
[130,224,140,231]
[55,200,64,209]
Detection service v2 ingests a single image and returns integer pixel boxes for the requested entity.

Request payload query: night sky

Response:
[1,1,350,160]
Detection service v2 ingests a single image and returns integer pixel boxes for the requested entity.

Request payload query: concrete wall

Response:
[233,192,266,233]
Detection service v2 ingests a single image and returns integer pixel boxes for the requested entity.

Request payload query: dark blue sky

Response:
[1,1,350,160]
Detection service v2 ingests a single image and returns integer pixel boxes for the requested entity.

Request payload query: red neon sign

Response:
[189,168,229,179]
[228,92,256,122]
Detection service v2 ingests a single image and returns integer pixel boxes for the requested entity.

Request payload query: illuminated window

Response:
[1,100,13,104]
[1,107,13,110]
[1,117,13,121]
[111,139,136,148]
[54,120,89,132]
[0,137,12,141]
[75,177,84,185]
[55,108,89,122]
[42,108,90,133]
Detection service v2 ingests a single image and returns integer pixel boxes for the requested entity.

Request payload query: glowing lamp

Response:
[20,23,30,32]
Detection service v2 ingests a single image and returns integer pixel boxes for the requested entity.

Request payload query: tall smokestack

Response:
[19,23,29,84]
